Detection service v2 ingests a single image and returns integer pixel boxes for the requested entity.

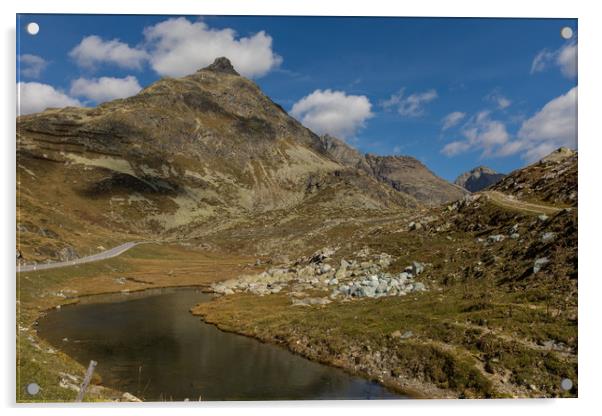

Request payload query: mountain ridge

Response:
[317,134,467,205]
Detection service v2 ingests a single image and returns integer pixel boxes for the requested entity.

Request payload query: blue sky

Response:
[17,15,577,181]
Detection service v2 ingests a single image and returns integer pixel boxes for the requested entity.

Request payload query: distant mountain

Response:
[318,135,467,205]
[454,166,506,192]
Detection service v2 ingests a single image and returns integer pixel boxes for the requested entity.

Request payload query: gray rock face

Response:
[202,57,240,76]
[488,234,506,243]
[310,247,336,264]
[57,246,78,262]
[319,264,333,274]
[317,135,467,205]
[317,135,371,171]
[335,259,349,279]
[409,221,422,231]
[454,166,506,192]
[411,261,425,276]
[541,232,556,243]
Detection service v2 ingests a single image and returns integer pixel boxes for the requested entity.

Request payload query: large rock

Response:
[57,246,79,262]
[310,247,336,264]
[121,392,143,402]
[533,257,550,274]
[411,261,425,275]
[488,234,505,243]
[335,259,349,279]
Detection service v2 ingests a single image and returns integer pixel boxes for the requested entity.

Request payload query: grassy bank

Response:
[193,278,576,398]
[16,243,256,402]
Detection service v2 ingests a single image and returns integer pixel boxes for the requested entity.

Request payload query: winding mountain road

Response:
[482,191,562,215]
[17,241,141,273]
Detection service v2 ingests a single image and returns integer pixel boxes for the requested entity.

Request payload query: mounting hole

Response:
[560,26,573,40]
[26,382,40,395]
[26,22,39,36]
[560,378,573,391]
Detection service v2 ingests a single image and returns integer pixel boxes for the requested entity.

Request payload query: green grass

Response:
[16,242,257,402]
[193,275,577,398]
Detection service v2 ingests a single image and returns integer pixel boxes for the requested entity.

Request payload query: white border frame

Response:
[2,1,599,415]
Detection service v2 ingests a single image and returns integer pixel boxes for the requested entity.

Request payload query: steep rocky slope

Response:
[364,154,468,205]
[455,166,505,192]
[317,135,467,205]
[491,147,577,206]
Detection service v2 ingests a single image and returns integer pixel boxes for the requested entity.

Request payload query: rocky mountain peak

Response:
[455,166,505,193]
[202,57,239,75]
[470,166,498,176]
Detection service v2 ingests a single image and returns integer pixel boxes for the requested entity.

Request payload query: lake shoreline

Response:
[33,285,413,401]
[192,294,453,400]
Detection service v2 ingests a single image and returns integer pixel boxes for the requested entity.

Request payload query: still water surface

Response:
[38,287,401,401]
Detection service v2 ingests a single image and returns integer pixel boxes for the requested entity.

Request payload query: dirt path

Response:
[482,191,562,215]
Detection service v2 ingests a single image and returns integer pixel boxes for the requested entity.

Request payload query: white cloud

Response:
[441,110,510,158]
[441,111,466,130]
[531,49,554,74]
[69,35,148,70]
[18,54,47,78]
[70,76,142,103]
[496,96,511,109]
[530,41,577,79]
[382,88,438,117]
[441,87,577,163]
[68,18,281,79]
[485,91,511,110]
[290,89,373,139]
[143,17,282,78]
[516,86,577,161]
[556,42,578,78]
[441,141,470,156]
[17,82,81,115]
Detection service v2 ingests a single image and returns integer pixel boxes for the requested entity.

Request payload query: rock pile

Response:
[331,269,427,299]
[210,247,429,304]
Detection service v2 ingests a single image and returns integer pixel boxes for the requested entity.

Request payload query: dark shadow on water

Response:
[37,287,402,401]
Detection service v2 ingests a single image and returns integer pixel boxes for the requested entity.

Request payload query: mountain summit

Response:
[454,166,506,192]
[17,57,420,262]
[202,56,240,75]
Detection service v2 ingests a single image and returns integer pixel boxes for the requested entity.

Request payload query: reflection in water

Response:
[38,288,401,401]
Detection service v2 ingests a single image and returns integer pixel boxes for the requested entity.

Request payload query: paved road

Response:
[17,241,140,273]
[482,191,562,215]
